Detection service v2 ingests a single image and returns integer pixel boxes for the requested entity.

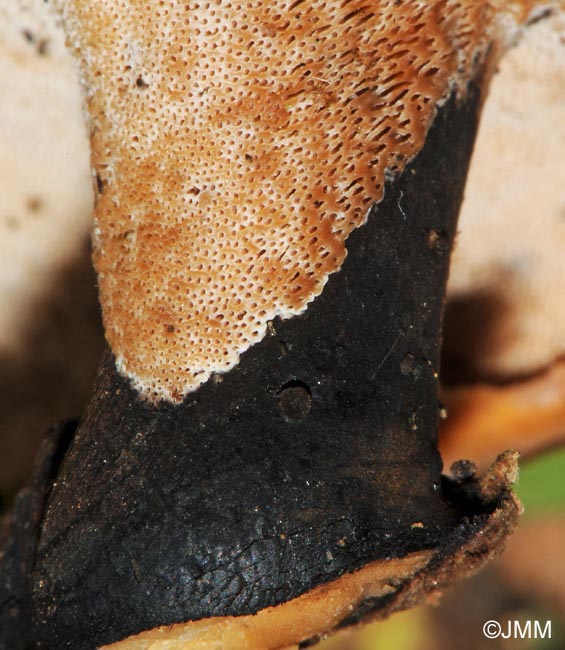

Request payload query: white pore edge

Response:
[122,34,520,404]
[114,275,326,403]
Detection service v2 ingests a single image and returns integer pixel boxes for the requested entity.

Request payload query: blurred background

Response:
[1,2,564,649]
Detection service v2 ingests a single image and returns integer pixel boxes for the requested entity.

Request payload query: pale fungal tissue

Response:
[54,0,546,403]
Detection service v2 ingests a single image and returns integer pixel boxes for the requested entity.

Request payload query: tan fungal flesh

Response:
[55,0,540,402]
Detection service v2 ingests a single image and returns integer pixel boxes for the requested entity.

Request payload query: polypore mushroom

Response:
[53,0,539,406]
[0,1,560,649]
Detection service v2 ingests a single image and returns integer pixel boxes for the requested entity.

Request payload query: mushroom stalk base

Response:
[1,75,523,650]
[104,460,520,650]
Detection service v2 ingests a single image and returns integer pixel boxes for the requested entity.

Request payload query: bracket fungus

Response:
[1,1,561,649]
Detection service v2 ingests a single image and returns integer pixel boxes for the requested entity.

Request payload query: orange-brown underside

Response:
[440,361,565,470]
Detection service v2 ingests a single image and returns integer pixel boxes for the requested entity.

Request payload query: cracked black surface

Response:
[10,81,485,649]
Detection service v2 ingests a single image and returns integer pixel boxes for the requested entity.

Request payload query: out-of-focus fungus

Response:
[441,362,565,470]
[445,8,565,382]
[440,9,565,471]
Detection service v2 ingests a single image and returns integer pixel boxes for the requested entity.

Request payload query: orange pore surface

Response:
[55,1,535,402]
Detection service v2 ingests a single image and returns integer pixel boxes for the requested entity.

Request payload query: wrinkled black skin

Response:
[1,81,484,650]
